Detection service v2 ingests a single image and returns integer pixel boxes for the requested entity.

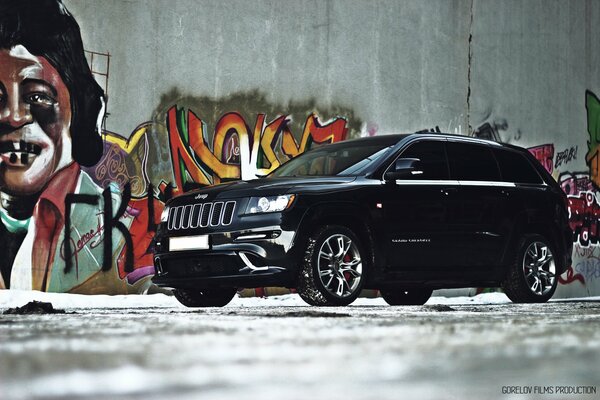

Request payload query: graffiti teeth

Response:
[0,151,36,167]
[0,141,16,153]
[0,141,42,157]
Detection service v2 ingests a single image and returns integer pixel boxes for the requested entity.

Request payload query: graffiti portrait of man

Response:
[0,0,148,293]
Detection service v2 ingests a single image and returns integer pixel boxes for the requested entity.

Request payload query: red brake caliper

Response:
[343,255,352,281]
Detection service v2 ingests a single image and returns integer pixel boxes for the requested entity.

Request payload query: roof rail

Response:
[414,126,442,134]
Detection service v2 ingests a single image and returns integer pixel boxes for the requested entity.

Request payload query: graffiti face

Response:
[0,45,73,195]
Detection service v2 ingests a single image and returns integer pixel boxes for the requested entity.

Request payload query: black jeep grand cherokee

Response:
[153,133,572,307]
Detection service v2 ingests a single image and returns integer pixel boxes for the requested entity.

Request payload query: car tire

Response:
[297,225,366,306]
[502,234,558,303]
[380,288,433,305]
[173,288,237,307]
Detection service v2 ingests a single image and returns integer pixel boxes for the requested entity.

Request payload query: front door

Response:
[382,139,461,274]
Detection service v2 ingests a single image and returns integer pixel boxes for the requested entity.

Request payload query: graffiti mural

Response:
[0,0,162,294]
[0,0,358,294]
[553,90,600,292]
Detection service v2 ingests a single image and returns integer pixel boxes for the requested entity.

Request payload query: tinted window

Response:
[493,149,543,184]
[400,140,449,179]
[270,143,393,177]
[447,142,500,181]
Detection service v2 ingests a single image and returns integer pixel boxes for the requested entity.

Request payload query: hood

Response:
[168,176,357,205]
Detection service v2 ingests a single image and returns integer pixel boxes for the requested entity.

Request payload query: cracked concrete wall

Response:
[469,0,600,149]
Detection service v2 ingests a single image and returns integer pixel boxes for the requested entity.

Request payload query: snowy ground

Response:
[1,291,599,400]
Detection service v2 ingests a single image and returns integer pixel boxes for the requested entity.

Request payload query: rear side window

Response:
[447,142,500,181]
[493,148,543,184]
[400,140,449,179]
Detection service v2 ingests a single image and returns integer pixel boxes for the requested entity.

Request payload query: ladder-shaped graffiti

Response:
[85,50,111,127]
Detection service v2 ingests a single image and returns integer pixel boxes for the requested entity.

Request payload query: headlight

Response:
[245,194,296,214]
[160,206,170,222]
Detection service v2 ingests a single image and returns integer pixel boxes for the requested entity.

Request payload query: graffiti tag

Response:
[555,146,578,169]
[528,144,555,175]
[574,259,600,282]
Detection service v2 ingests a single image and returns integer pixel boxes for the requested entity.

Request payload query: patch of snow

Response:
[1,289,597,310]
[0,289,181,309]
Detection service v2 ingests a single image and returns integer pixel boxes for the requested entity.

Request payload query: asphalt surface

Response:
[1,296,599,400]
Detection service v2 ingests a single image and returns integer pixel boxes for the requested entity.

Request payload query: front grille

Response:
[168,201,236,231]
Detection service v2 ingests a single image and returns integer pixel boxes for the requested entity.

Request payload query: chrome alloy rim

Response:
[317,234,363,298]
[522,241,556,296]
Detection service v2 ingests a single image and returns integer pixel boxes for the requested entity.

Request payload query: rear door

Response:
[446,141,510,270]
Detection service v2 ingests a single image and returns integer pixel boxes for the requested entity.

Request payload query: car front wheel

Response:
[502,234,558,303]
[297,225,366,306]
[173,288,237,307]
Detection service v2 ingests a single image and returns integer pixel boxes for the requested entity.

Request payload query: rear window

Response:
[447,142,500,181]
[493,148,543,184]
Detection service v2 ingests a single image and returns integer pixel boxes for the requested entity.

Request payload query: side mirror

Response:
[384,158,423,181]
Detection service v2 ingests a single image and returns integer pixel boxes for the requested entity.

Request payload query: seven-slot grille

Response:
[167,201,236,231]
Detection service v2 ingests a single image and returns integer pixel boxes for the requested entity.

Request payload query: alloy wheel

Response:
[317,234,363,298]
[522,241,556,296]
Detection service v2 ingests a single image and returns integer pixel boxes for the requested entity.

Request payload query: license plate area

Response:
[169,235,210,251]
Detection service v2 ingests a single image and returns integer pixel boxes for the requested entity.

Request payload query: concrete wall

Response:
[64,0,471,136]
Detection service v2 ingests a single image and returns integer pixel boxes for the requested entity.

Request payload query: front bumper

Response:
[152,226,298,289]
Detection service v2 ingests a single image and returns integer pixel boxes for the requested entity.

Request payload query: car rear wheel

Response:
[380,288,433,305]
[173,288,237,307]
[297,225,365,306]
[502,234,558,303]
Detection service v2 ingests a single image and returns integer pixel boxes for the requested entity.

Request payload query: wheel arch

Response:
[507,211,568,275]
[294,202,380,283]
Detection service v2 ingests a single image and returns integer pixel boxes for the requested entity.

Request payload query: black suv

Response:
[152,134,572,307]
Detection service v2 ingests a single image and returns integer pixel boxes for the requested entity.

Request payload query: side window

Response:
[447,142,500,181]
[400,140,449,179]
[493,149,543,184]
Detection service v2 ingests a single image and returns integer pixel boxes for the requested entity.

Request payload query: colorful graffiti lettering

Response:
[528,144,555,175]
[567,191,600,247]
[559,171,594,196]
[166,106,348,193]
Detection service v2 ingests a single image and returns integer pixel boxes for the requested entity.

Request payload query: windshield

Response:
[269,142,393,178]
